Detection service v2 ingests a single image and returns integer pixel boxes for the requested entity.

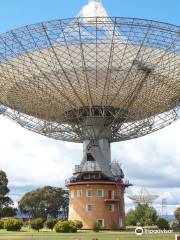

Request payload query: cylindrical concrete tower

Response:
[67,180,129,229]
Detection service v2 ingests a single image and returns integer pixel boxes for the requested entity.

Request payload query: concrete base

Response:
[175,234,180,240]
[67,181,126,229]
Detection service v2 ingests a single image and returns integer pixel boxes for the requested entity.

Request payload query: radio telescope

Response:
[0,0,179,229]
[128,186,159,205]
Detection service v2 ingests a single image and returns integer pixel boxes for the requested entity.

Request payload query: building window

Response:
[108,190,115,200]
[97,189,104,197]
[70,190,74,198]
[86,204,93,211]
[108,204,115,212]
[86,189,92,197]
[97,219,104,227]
[76,190,82,198]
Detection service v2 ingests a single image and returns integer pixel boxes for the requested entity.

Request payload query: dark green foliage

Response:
[126,209,136,226]
[175,207,180,227]
[0,219,4,229]
[92,222,101,232]
[0,170,16,218]
[18,186,69,219]
[171,221,178,230]
[73,220,83,229]
[31,218,44,231]
[4,218,23,231]
[45,218,57,230]
[126,204,158,226]
[156,218,170,230]
[54,221,77,233]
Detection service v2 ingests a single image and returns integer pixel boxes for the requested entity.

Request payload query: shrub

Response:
[156,218,170,230]
[31,218,44,231]
[171,221,178,230]
[4,218,23,231]
[73,220,83,229]
[0,219,4,229]
[92,221,101,232]
[54,221,77,233]
[45,218,57,230]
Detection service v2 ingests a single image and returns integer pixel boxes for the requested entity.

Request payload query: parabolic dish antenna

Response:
[0,1,179,143]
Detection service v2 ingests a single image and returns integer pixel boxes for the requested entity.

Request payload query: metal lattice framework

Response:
[0,17,179,142]
[128,186,159,204]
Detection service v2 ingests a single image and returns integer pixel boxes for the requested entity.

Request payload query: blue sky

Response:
[0,0,179,215]
[0,0,179,33]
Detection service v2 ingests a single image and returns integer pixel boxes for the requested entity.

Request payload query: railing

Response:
[74,164,101,173]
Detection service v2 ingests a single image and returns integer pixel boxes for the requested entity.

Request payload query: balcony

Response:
[104,192,120,203]
[104,197,120,203]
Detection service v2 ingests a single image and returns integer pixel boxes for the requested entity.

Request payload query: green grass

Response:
[0,230,177,240]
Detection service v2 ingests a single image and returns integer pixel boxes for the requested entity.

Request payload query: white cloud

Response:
[0,116,180,215]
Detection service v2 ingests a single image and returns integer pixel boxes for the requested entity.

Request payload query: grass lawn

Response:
[0,230,177,240]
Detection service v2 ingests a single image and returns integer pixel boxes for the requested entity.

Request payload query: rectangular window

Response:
[97,189,104,197]
[86,189,92,197]
[76,190,82,198]
[109,204,115,212]
[70,190,74,198]
[97,219,104,227]
[86,204,93,211]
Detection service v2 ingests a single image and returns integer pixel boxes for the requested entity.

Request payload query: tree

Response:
[156,218,170,230]
[0,170,16,218]
[175,207,180,227]
[126,209,136,226]
[19,186,69,219]
[31,218,44,232]
[126,204,158,226]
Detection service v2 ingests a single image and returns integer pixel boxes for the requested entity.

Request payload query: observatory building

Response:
[0,0,179,230]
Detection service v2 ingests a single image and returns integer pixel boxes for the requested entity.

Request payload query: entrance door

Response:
[108,190,112,199]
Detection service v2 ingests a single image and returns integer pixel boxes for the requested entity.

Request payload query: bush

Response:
[110,220,117,230]
[4,218,23,231]
[54,221,77,233]
[31,218,44,231]
[45,218,57,230]
[92,222,101,232]
[157,218,170,230]
[0,219,4,229]
[171,222,178,230]
[73,220,83,229]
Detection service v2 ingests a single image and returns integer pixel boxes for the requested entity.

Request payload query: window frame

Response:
[86,204,93,212]
[76,189,82,198]
[97,189,104,197]
[97,219,104,227]
[86,189,93,197]
[70,190,74,198]
[109,204,115,212]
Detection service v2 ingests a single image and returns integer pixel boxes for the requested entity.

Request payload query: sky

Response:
[0,0,180,215]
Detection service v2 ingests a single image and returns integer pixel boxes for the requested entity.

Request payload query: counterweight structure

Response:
[0,0,179,229]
